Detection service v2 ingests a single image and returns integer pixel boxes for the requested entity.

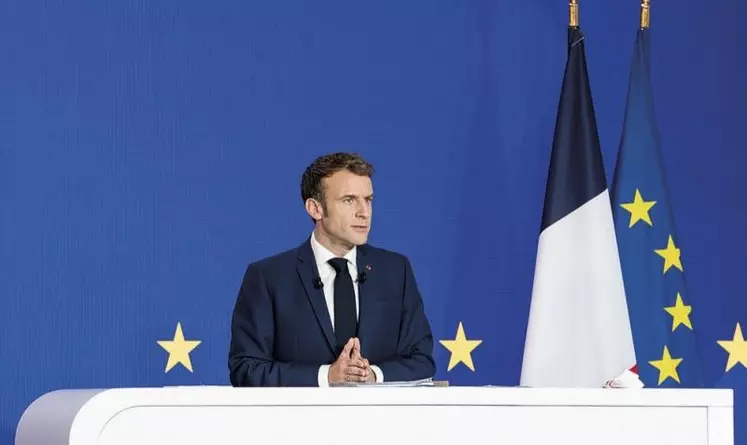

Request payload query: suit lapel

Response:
[297,239,336,353]
[356,245,374,346]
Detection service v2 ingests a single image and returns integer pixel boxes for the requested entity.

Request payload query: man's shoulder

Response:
[242,240,413,273]
[361,243,410,264]
[242,242,304,275]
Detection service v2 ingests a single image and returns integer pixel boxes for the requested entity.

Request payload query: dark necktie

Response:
[328,257,357,353]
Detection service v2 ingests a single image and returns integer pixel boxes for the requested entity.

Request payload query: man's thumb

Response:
[351,338,362,357]
[341,338,354,357]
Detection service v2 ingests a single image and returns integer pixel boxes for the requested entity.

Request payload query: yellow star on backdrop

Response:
[664,293,692,331]
[649,345,683,385]
[439,322,482,371]
[717,323,747,372]
[620,189,656,228]
[157,322,201,373]
[654,235,683,274]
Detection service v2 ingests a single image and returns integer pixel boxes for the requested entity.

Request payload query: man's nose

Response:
[356,203,370,218]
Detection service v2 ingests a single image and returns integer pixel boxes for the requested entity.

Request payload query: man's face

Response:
[315,170,373,250]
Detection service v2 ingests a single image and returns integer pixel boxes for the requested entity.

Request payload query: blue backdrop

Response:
[1,0,746,444]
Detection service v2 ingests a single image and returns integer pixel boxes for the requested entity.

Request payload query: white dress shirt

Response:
[310,231,384,386]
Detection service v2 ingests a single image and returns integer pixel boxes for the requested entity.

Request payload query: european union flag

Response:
[610,26,705,388]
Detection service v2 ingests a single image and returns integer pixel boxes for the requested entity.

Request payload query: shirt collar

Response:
[310,230,357,270]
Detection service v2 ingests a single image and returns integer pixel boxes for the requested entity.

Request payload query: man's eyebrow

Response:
[340,193,373,199]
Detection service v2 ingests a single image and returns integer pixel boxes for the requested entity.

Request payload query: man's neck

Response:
[313,228,353,257]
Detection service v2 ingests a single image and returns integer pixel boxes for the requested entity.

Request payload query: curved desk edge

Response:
[16,389,106,445]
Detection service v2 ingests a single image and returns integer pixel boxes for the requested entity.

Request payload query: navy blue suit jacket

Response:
[228,238,435,387]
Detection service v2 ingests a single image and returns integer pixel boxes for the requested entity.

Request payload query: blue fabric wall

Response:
[1,0,745,443]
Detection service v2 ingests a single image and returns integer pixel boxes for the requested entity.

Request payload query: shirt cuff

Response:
[370,365,384,383]
[318,365,331,387]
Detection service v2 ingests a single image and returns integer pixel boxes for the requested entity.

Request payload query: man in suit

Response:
[228,152,435,387]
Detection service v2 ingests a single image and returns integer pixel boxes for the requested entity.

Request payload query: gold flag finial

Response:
[640,0,651,29]
[569,0,579,27]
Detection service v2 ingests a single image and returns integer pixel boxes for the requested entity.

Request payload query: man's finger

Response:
[340,338,355,358]
[345,357,367,369]
[345,366,368,377]
[352,338,361,357]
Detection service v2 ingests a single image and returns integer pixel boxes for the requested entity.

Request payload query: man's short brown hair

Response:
[301,152,374,207]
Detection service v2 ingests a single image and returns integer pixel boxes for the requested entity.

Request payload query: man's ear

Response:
[305,198,324,221]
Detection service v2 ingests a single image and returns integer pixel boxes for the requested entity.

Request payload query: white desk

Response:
[16,386,733,445]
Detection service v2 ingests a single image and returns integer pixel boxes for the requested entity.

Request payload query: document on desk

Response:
[331,378,434,387]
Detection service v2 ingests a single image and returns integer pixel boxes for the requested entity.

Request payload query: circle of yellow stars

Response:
[157,322,201,373]
[619,188,747,383]
[151,243,746,381]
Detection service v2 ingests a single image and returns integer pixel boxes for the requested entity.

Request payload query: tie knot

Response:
[328,258,349,274]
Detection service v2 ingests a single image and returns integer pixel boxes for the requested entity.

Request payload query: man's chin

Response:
[349,233,369,246]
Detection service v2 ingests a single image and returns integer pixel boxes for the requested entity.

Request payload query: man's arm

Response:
[375,256,436,382]
[228,262,320,387]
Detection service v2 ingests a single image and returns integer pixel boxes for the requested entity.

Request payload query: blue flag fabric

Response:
[610,28,705,388]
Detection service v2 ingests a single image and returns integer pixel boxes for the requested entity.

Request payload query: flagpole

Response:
[569,0,579,27]
[640,0,650,29]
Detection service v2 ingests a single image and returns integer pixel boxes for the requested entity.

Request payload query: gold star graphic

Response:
[439,322,482,371]
[620,189,656,228]
[649,345,683,385]
[664,293,692,331]
[717,323,747,372]
[157,322,201,373]
[654,235,683,274]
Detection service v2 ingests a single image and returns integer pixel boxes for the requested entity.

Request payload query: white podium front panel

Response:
[16,386,733,445]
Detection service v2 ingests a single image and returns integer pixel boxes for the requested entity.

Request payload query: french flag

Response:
[520,25,637,388]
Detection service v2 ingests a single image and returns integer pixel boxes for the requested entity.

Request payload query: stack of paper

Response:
[330,377,435,387]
